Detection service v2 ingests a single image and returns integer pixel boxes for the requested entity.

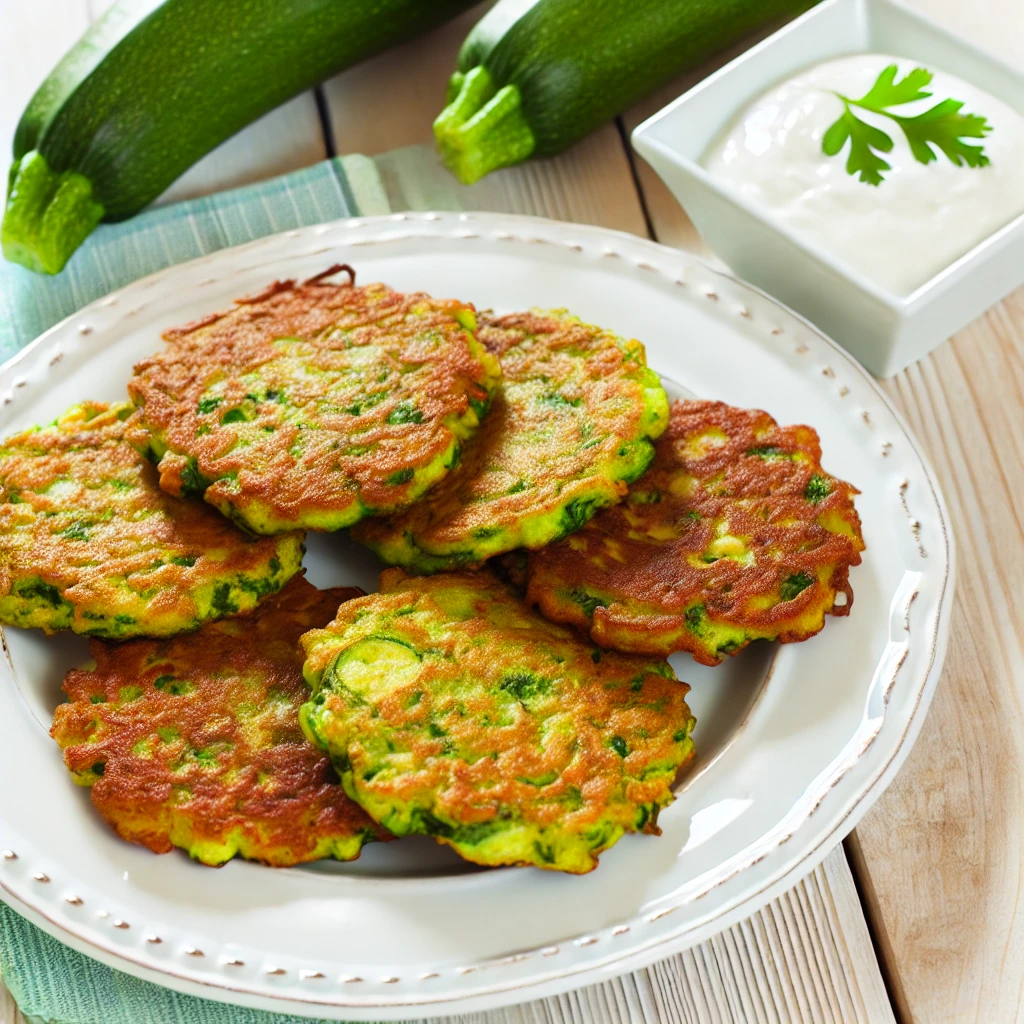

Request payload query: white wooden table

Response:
[1,2,1022,1022]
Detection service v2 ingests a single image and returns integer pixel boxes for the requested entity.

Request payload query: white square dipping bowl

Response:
[631,0,1024,377]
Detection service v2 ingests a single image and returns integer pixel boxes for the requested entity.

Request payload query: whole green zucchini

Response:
[3,0,479,275]
[434,0,819,184]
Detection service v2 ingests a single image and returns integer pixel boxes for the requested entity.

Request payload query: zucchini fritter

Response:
[128,271,501,535]
[300,569,695,874]
[527,400,865,665]
[352,310,669,572]
[0,402,302,639]
[50,576,389,867]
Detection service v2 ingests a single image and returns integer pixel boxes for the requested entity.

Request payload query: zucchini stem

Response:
[2,150,104,274]
[434,66,535,185]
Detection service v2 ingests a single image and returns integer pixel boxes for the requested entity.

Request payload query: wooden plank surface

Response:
[0,1,893,1022]
[156,95,327,208]
[0,0,327,207]
[0,849,891,1024]
[826,4,1024,1022]
[845,2,1024,1015]
[13,0,1024,1019]
[621,1,1023,1018]
[321,2,649,237]
[0,0,90,190]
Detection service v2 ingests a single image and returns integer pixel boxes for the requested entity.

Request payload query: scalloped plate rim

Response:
[0,211,954,1020]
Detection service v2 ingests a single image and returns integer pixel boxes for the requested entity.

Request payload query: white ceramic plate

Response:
[0,212,953,1020]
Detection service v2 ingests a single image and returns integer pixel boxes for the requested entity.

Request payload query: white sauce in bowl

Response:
[703,54,1024,296]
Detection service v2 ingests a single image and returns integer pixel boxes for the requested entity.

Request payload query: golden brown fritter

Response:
[300,569,695,874]
[0,402,303,638]
[352,310,669,572]
[526,400,865,665]
[128,268,502,534]
[50,575,389,867]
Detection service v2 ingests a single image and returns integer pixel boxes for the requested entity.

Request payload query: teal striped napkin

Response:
[0,905,349,1024]
[0,146,473,1024]
[0,155,390,360]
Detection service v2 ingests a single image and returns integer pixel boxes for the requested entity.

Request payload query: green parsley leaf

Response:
[822,108,893,186]
[892,99,991,169]
[857,64,934,109]
[823,64,992,185]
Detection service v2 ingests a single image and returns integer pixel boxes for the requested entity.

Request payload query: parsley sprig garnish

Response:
[822,64,992,186]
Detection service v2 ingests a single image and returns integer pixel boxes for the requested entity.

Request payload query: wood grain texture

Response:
[845,3,1024,1022]
[0,0,90,190]
[847,288,1024,1024]
[321,4,492,156]
[321,0,648,237]
[620,22,790,258]
[0,847,890,1024]
[626,0,1024,1020]
[1,0,327,211]
[15,0,1009,1017]
[155,95,327,208]
[84,0,328,207]
[0,982,25,1024]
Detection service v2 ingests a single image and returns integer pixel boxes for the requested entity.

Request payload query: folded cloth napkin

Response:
[0,154,390,360]
[0,144,486,1024]
[0,142,534,358]
[0,903,343,1024]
